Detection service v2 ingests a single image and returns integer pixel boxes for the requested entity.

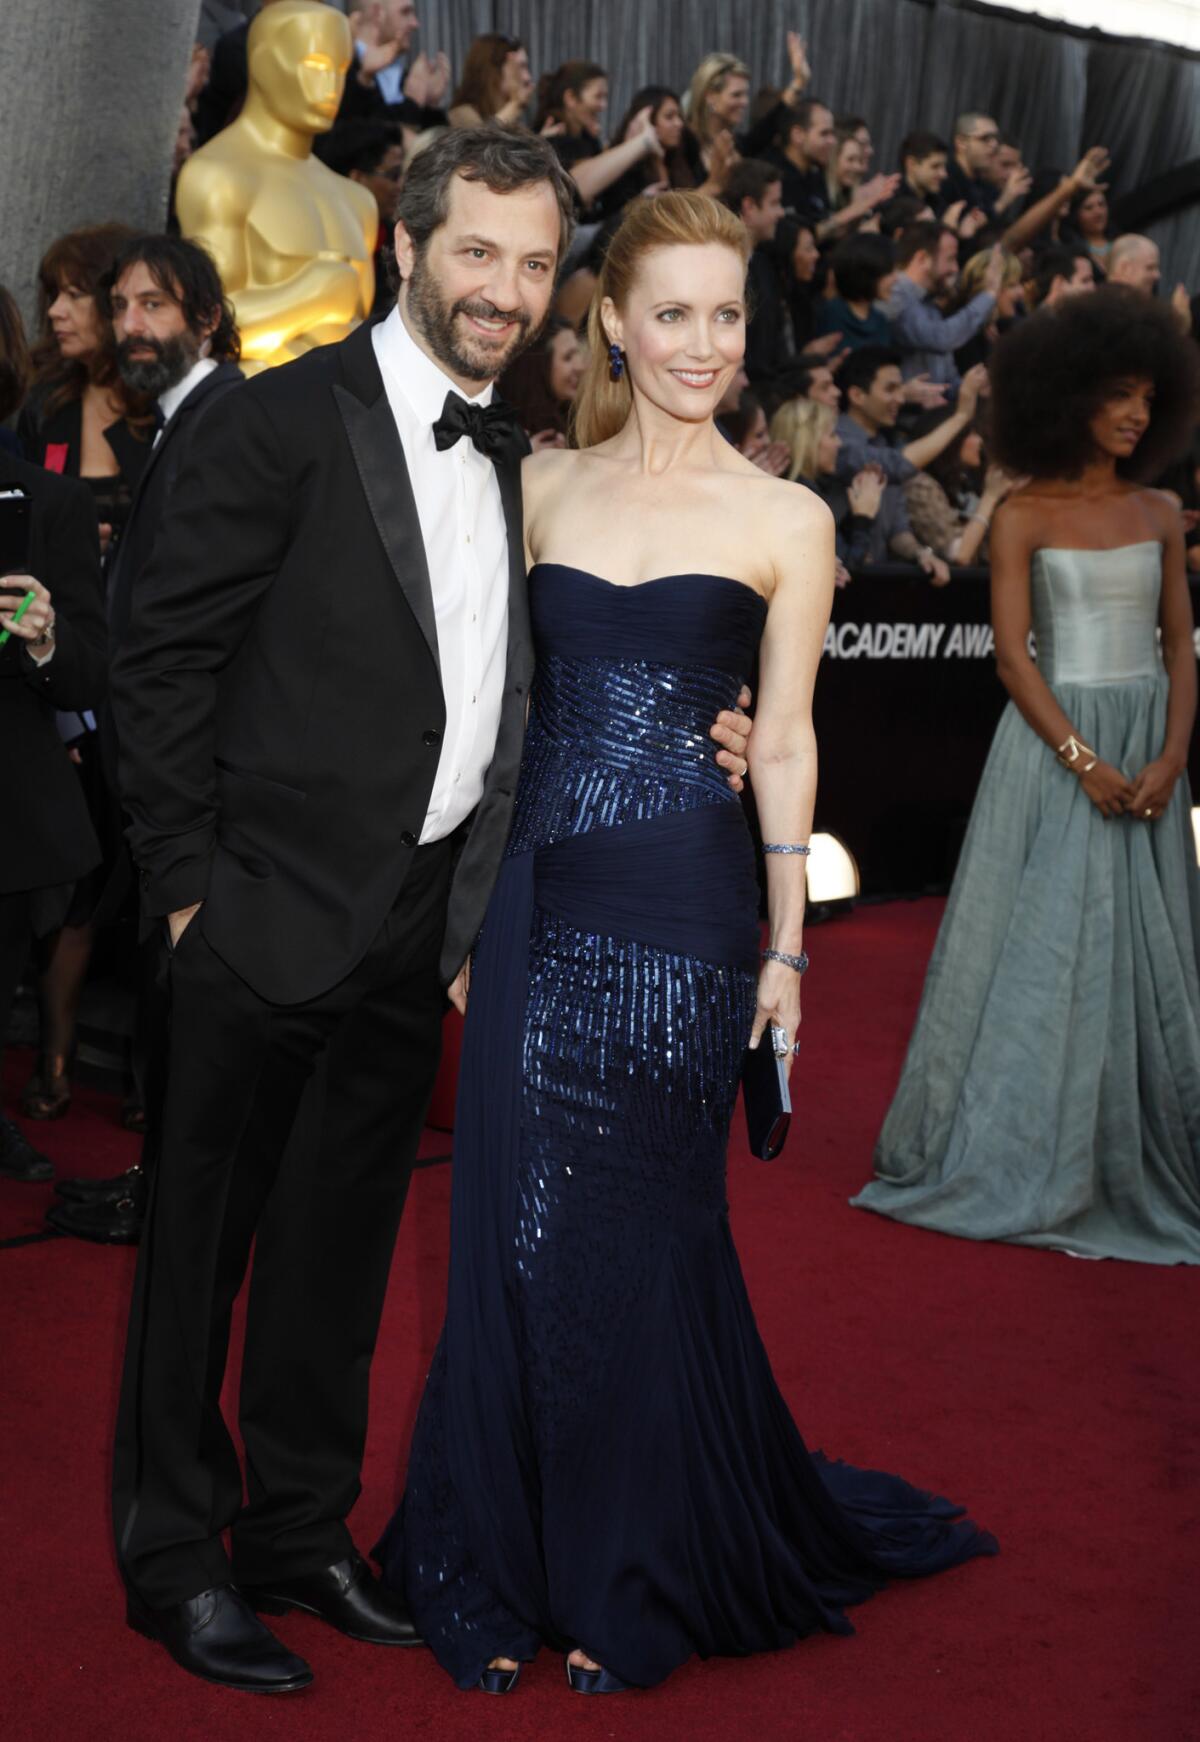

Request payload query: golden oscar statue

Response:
[177,0,378,366]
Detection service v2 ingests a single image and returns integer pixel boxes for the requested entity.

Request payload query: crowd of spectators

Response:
[2,0,1200,1203]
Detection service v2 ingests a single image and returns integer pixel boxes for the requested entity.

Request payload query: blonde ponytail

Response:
[569,190,751,449]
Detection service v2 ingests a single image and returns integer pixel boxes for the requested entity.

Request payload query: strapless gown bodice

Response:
[507,565,767,856]
[1031,542,1162,684]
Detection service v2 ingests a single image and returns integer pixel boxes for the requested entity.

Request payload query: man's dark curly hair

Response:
[989,286,1200,481]
[99,234,240,363]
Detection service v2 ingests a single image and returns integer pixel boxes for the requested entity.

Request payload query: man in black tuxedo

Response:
[47,234,243,1243]
[110,123,753,1694]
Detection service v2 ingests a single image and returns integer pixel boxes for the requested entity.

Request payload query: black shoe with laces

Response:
[54,1164,144,1204]
[240,1553,422,1646]
[125,1584,313,1694]
[46,1178,146,1244]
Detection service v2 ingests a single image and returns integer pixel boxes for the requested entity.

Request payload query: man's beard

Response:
[116,328,202,398]
[404,248,537,384]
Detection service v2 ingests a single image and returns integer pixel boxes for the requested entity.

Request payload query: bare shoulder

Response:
[750,470,834,554]
[520,444,579,506]
[992,486,1043,548]
[1137,485,1181,539]
[724,470,833,602]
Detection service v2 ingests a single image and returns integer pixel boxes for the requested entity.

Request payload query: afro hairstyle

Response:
[988,285,1200,481]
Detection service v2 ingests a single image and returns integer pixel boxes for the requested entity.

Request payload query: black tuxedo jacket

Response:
[1,455,107,894]
[110,321,533,1004]
[106,364,244,659]
[101,361,244,791]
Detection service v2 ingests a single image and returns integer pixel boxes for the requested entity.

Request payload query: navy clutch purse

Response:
[742,1040,792,1160]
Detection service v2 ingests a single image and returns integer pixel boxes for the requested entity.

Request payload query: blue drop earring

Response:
[608,342,625,382]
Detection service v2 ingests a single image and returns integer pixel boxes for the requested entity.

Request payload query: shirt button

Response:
[471,695,477,704]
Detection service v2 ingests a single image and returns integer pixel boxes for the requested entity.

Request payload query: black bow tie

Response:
[432,391,527,463]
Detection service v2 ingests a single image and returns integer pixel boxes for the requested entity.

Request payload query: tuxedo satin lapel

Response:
[334,382,440,677]
[494,453,532,684]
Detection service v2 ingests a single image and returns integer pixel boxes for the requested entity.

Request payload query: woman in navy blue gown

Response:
[376,191,997,1694]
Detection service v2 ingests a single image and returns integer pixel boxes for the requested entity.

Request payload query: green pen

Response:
[0,586,35,648]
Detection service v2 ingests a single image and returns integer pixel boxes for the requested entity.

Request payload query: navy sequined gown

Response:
[376,565,996,1689]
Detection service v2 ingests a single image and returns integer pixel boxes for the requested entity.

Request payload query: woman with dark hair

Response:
[535,62,666,224]
[14,227,153,1124]
[18,223,152,544]
[772,215,822,355]
[855,287,1200,1263]
[1066,184,1114,277]
[448,33,533,128]
[597,86,707,216]
[496,315,587,446]
[813,234,897,350]
[0,450,108,1180]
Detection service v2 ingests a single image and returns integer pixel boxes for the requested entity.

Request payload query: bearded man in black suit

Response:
[48,233,243,1243]
[110,126,751,1696]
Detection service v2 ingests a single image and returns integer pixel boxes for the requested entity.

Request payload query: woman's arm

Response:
[1000,148,1110,254]
[990,502,1134,816]
[1128,504,1196,818]
[569,125,660,207]
[899,366,987,472]
[746,493,836,1067]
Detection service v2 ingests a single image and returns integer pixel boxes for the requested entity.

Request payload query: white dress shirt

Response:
[155,355,218,443]
[372,306,510,843]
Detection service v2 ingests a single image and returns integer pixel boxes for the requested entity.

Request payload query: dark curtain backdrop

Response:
[412,0,1200,286]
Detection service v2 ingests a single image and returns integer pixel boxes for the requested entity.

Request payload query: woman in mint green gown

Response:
[854,288,1200,1264]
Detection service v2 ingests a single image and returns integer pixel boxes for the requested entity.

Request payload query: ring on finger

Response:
[770,1023,788,1058]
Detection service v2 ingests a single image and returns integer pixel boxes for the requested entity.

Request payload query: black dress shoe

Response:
[126,1584,313,1694]
[240,1554,422,1646]
[46,1184,145,1244]
[0,1115,53,1182]
[55,1164,144,1203]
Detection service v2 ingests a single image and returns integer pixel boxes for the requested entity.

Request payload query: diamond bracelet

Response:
[763,843,812,855]
[763,948,809,974]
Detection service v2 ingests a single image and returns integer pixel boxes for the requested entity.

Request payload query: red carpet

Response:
[2,898,1196,1742]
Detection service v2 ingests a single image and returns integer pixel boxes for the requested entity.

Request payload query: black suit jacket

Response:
[1,455,107,894]
[110,321,533,1004]
[101,361,244,790]
[106,364,244,659]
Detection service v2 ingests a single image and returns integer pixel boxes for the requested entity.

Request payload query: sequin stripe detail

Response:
[506,656,743,857]
[513,908,757,1454]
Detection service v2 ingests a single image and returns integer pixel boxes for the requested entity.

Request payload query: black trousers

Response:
[0,891,33,1090]
[112,839,453,1606]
